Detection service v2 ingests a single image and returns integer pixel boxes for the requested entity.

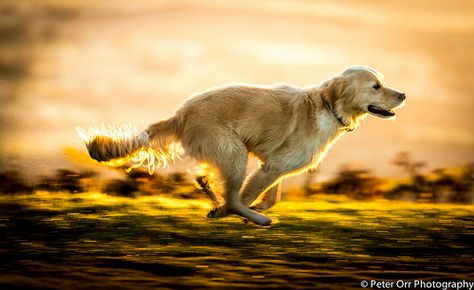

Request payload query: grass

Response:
[0,191,473,289]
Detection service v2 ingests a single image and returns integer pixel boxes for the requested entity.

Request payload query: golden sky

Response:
[1,0,473,181]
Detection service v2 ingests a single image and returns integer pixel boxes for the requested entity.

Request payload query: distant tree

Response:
[459,163,474,203]
[431,168,457,203]
[0,170,32,194]
[389,152,429,201]
[55,169,83,192]
[322,167,381,200]
[35,169,96,193]
[105,179,139,197]
[392,152,426,177]
[121,169,194,196]
[431,164,474,204]
[384,183,415,201]
[459,163,474,190]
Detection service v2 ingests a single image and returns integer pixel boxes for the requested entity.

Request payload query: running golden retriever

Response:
[83,66,406,226]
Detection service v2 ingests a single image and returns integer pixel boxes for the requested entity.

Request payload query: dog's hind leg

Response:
[250,181,282,212]
[196,175,220,208]
[188,130,272,226]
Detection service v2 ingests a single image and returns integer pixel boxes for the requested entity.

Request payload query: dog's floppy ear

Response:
[323,75,354,104]
[322,74,365,130]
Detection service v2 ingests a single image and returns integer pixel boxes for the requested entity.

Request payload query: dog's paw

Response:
[250,205,263,213]
[241,216,272,226]
[255,215,273,226]
[206,207,229,219]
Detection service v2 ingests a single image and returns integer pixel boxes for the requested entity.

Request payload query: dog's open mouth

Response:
[367,105,395,118]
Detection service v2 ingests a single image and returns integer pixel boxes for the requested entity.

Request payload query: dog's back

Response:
[174,84,309,154]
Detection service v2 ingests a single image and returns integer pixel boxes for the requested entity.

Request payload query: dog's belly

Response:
[254,140,327,174]
[250,114,344,174]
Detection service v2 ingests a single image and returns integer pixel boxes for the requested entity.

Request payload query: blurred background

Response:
[1,3,473,288]
[1,0,473,187]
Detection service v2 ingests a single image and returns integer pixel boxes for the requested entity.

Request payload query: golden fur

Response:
[85,66,406,225]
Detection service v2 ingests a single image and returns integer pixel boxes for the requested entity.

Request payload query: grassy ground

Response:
[0,191,473,289]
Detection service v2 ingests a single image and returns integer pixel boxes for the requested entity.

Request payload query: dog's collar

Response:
[321,94,354,132]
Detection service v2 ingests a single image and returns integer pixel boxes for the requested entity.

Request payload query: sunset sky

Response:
[1,0,473,183]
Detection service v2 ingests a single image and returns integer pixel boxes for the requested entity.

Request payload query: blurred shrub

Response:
[386,161,473,204]
[321,167,381,200]
[2,152,471,204]
[307,154,473,204]
[0,170,32,194]
[431,164,473,204]
[104,179,139,197]
[36,169,96,193]
[104,169,198,198]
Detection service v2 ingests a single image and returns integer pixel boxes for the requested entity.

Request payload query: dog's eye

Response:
[373,83,381,90]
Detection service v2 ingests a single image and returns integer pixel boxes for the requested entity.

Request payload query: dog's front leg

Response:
[240,168,281,207]
[250,182,282,212]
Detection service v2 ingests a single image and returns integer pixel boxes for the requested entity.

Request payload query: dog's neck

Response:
[320,93,354,132]
[306,86,366,132]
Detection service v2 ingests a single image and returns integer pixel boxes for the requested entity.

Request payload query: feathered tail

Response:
[77,119,183,174]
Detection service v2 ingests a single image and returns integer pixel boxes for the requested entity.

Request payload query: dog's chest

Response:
[307,112,344,166]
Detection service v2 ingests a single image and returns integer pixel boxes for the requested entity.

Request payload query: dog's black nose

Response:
[398,93,406,101]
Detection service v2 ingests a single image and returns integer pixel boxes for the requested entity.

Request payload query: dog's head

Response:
[342,66,406,119]
[323,66,406,126]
